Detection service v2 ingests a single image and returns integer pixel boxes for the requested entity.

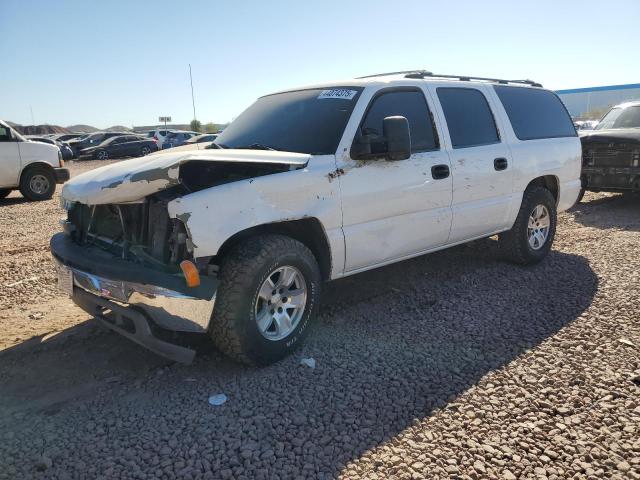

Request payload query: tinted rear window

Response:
[494,86,576,140]
[437,88,500,148]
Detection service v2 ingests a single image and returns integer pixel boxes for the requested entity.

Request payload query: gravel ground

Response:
[0,164,639,479]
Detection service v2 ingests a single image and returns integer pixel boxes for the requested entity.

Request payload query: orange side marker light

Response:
[180,260,201,288]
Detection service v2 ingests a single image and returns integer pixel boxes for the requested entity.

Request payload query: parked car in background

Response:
[53,72,581,366]
[579,101,640,200]
[161,131,198,149]
[0,120,69,201]
[184,133,218,145]
[79,135,158,160]
[162,139,219,152]
[147,129,172,147]
[52,133,86,142]
[574,120,598,131]
[26,136,74,161]
[67,131,130,156]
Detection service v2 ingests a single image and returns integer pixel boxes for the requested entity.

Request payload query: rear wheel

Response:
[19,167,56,201]
[0,189,11,199]
[140,146,151,156]
[499,186,557,265]
[210,234,321,366]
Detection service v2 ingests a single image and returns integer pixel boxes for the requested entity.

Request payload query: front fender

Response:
[167,155,342,259]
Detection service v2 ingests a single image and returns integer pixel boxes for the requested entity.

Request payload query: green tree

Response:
[204,122,219,133]
[190,119,202,132]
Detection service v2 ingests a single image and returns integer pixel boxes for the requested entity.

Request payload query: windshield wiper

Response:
[235,143,279,151]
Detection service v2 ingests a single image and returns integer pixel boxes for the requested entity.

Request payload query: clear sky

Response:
[1,0,639,128]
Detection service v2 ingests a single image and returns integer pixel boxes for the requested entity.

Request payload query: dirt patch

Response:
[0,184,638,479]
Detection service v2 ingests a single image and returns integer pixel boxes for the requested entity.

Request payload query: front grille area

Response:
[584,146,640,168]
[67,199,190,271]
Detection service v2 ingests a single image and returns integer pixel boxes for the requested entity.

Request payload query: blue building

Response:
[556,83,640,119]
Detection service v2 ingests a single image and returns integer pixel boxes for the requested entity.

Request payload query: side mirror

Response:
[383,116,411,161]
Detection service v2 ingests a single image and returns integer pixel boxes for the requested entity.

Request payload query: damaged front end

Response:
[51,149,309,363]
[580,131,640,193]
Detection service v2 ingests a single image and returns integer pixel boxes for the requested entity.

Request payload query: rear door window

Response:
[494,86,576,140]
[358,89,439,154]
[437,88,500,148]
[0,126,11,142]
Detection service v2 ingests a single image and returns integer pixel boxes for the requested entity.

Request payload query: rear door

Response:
[337,87,453,273]
[107,137,126,156]
[0,125,21,188]
[429,84,514,243]
[122,136,139,155]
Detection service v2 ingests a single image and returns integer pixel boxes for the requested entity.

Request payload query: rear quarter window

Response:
[494,86,577,140]
[437,88,500,149]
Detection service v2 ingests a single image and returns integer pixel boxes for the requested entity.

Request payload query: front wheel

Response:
[210,234,321,366]
[96,150,109,160]
[0,189,11,199]
[499,186,557,265]
[19,167,56,201]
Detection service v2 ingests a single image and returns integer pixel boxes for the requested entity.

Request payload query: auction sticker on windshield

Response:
[318,89,358,100]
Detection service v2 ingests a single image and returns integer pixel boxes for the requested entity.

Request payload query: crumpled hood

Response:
[61,149,311,205]
[580,129,640,145]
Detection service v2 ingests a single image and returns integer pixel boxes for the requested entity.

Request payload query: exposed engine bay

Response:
[63,158,300,272]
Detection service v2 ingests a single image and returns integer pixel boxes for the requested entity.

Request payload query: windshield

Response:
[596,106,640,130]
[215,87,363,154]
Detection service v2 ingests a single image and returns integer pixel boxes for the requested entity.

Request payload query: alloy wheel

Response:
[254,266,307,341]
[527,205,550,250]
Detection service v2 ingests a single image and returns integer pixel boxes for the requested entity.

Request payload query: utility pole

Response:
[29,105,35,126]
[189,64,197,127]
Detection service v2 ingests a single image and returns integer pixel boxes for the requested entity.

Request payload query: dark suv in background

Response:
[579,101,640,199]
[67,131,130,156]
[79,135,158,160]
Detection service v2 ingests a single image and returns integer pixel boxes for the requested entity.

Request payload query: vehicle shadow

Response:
[570,192,640,231]
[0,195,29,206]
[0,240,598,478]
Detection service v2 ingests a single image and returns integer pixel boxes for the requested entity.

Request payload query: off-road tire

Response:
[499,186,557,265]
[210,234,322,366]
[19,166,56,201]
[0,189,11,199]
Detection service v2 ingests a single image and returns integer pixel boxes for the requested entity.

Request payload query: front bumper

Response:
[50,233,218,363]
[582,166,640,192]
[54,168,70,183]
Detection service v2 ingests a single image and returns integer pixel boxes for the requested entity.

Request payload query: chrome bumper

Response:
[54,259,216,334]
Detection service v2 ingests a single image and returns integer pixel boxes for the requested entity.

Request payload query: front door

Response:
[0,125,21,188]
[337,87,453,273]
[429,85,514,242]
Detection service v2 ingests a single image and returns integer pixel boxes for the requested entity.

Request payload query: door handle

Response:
[494,157,508,171]
[431,164,450,180]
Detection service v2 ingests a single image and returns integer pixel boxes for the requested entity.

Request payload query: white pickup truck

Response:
[0,120,70,200]
[51,71,581,365]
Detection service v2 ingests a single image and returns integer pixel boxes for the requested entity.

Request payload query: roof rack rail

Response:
[357,70,543,88]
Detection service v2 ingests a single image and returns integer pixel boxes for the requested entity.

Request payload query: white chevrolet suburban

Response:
[0,120,70,200]
[51,71,581,365]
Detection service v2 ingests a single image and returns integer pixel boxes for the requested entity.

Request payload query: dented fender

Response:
[167,154,343,262]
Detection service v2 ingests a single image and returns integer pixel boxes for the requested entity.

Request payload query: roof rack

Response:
[356,70,543,88]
